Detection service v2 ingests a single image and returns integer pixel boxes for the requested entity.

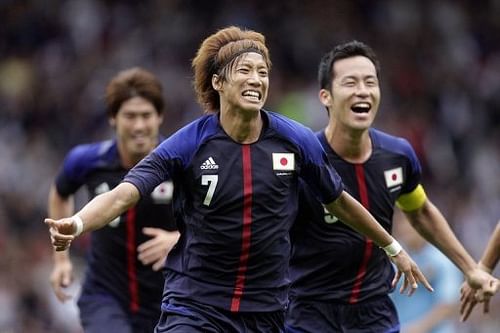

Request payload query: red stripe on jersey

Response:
[126,208,140,313]
[349,164,374,304]
[231,145,253,312]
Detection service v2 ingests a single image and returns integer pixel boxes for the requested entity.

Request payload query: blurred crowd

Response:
[0,0,498,332]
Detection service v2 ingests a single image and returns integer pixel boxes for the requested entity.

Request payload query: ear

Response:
[109,116,116,128]
[318,88,332,107]
[212,74,222,91]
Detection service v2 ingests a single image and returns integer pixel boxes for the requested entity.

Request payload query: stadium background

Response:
[0,0,498,332]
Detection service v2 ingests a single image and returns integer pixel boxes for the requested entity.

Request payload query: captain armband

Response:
[396,184,427,212]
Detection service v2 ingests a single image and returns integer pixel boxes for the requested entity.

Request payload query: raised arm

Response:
[45,182,140,251]
[325,190,433,295]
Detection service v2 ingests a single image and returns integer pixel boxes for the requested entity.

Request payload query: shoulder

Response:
[371,128,417,161]
[64,140,116,167]
[154,114,219,162]
[60,140,117,180]
[265,110,319,149]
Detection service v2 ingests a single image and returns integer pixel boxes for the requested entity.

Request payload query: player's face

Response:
[217,52,269,114]
[321,56,380,131]
[111,96,163,158]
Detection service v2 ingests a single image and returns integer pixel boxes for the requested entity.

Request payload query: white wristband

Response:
[72,215,84,237]
[383,239,402,257]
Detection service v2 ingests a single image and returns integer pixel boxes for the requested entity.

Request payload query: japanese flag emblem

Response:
[272,153,295,171]
[384,167,403,188]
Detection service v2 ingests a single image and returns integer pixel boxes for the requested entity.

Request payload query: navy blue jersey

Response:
[55,139,176,319]
[289,128,422,304]
[124,110,343,312]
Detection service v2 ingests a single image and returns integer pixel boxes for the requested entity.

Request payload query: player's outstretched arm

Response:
[45,182,140,251]
[460,222,500,322]
[325,191,434,295]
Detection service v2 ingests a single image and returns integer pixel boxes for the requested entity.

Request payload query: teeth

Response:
[243,90,260,98]
[352,102,370,108]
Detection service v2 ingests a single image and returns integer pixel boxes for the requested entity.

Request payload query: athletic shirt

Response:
[289,128,422,304]
[124,110,344,312]
[55,139,176,318]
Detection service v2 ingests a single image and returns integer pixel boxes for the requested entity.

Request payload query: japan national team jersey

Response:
[55,139,176,318]
[124,110,344,312]
[289,128,422,304]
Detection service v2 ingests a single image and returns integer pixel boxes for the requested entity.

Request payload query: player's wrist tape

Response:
[383,239,402,257]
[72,215,84,237]
[478,261,492,273]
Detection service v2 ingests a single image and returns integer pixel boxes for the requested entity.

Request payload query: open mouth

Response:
[242,90,261,101]
[351,102,371,113]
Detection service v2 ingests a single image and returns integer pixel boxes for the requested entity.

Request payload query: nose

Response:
[355,82,369,96]
[132,116,147,130]
[247,70,262,85]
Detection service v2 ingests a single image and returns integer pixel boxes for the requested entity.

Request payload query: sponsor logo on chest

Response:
[200,156,219,170]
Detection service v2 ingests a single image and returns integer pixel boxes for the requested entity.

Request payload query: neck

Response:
[220,106,262,144]
[324,122,371,164]
[117,140,157,170]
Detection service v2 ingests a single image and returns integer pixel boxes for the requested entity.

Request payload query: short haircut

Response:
[105,67,164,117]
[192,26,272,113]
[318,40,381,91]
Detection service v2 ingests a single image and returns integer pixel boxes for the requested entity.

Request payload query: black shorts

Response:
[154,297,285,333]
[285,295,399,333]
[78,293,159,333]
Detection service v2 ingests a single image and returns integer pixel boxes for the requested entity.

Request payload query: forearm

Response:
[77,182,140,234]
[405,200,476,275]
[48,184,74,260]
[480,222,500,272]
[325,191,393,247]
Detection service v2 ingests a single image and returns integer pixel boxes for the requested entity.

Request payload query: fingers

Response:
[483,299,490,314]
[460,298,476,322]
[392,270,402,289]
[413,267,434,292]
[142,227,161,236]
[152,257,167,271]
[46,219,75,251]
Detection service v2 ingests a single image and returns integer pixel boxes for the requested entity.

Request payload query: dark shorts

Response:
[78,294,159,333]
[154,297,285,333]
[285,295,400,333]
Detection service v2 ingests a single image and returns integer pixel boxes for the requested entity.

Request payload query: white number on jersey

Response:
[323,206,339,224]
[201,175,218,206]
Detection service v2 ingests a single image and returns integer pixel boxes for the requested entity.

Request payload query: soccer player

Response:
[285,40,498,333]
[460,221,499,322]
[48,67,179,333]
[45,27,430,333]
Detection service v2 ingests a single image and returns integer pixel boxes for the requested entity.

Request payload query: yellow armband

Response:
[396,184,427,212]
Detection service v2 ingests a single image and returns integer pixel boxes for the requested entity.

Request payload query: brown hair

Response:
[105,67,165,117]
[192,26,271,113]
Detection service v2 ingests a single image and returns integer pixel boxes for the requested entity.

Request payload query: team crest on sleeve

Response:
[384,167,403,188]
[272,153,295,171]
[151,181,174,203]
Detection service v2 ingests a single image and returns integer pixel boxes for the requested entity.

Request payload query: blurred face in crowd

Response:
[110,96,163,161]
[320,55,380,132]
[213,52,269,115]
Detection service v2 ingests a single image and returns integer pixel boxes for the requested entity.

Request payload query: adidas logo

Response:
[200,157,219,170]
